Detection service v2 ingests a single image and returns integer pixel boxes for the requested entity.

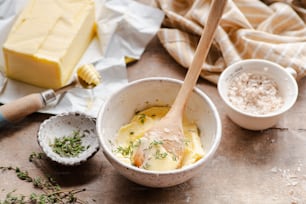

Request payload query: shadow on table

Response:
[105,174,195,204]
[29,151,104,187]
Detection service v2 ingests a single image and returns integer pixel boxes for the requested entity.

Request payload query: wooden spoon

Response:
[133,0,227,170]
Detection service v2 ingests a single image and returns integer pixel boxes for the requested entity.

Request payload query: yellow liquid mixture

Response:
[113,107,205,171]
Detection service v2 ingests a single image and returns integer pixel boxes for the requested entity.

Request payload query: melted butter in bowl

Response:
[113,107,204,171]
[96,77,222,187]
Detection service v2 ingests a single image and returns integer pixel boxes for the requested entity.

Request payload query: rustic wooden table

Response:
[1,35,306,203]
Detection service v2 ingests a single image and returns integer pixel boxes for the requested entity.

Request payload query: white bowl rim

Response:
[218,59,299,118]
[97,77,222,175]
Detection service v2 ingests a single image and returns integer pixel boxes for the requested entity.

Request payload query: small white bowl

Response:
[218,59,298,131]
[96,77,222,187]
[38,112,100,165]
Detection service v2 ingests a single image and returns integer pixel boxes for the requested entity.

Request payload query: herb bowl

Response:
[37,112,100,166]
[96,77,222,187]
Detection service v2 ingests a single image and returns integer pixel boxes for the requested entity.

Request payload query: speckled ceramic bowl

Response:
[38,112,100,165]
[96,77,222,187]
[218,59,298,131]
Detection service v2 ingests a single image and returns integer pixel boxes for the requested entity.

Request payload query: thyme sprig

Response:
[0,152,87,204]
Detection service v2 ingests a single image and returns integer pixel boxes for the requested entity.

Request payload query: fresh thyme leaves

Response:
[15,167,32,182]
[116,141,134,157]
[50,130,90,158]
[116,146,132,157]
[184,138,191,146]
[2,190,26,204]
[172,154,178,161]
[150,140,163,147]
[137,114,146,124]
[115,140,142,159]
[146,140,163,151]
[154,149,168,160]
[29,152,45,162]
[0,153,87,204]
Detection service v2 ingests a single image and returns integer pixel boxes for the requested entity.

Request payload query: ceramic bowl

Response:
[96,77,222,187]
[218,59,298,131]
[38,112,100,165]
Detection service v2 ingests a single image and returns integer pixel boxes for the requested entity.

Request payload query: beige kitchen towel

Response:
[156,0,306,84]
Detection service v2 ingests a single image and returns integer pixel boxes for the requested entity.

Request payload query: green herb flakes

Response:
[50,130,89,158]
[154,149,168,160]
[137,114,146,124]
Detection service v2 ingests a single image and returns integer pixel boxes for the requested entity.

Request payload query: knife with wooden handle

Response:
[0,80,77,128]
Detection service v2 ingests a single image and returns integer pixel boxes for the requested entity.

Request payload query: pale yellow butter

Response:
[114,107,205,171]
[3,0,96,89]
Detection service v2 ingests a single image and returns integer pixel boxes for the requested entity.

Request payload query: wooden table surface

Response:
[1,34,306,203]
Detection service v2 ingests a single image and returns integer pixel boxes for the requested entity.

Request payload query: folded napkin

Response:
[156,0,306,84]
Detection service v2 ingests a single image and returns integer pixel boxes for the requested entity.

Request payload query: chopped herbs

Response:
[116,145,133,157]
[184,138,191,146]
[137,114,146,124]
[172,154,178,161]
[114,106,204,171]
[150,140,163,147]
[115,141,139,157]
[50,130,89,158]
[154,149,168,160]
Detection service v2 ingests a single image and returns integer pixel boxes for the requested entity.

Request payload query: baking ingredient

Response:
[77,63,101,87]
[113,107,205,171]
[3,0,96,89]
[124,56,137,64]
[50,130,89,158]
[227,72,284,115]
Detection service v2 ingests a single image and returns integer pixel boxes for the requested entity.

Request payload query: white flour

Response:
[228,72,284,115]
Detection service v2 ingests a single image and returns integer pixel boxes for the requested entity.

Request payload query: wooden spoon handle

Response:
[170,0,227,116]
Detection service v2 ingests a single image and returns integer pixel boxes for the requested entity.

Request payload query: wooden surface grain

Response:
[1,35,306,203]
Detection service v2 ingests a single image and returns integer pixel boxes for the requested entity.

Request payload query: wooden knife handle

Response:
[0,93,45,126]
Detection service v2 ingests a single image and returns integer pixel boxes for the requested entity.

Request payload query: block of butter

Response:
[3,0,96,89]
